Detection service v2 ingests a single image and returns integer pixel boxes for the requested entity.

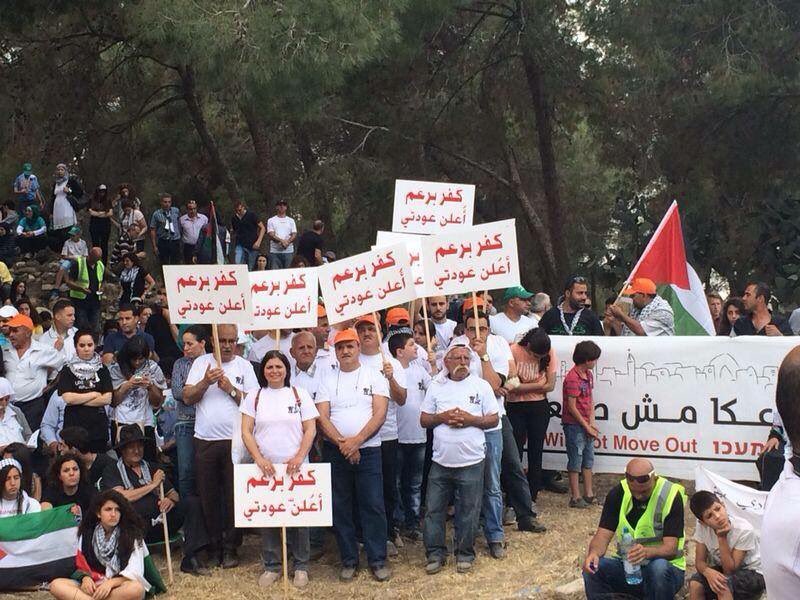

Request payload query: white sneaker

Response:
[293,570,309,588]
[258,571,281,587]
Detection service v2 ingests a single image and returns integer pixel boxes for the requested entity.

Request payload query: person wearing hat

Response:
[51,163,81,246]
[88,184,113,264]
[266,199,297,270]
[490,286,539,344]
[149,192,183,266]
[0,378,31,454]
[12,162,43,214]
[315,328,392,582]
[231,200,266,270]
[2,313,64,432]
[52,225,89,300]
[382,307,431,370]
[607,278,675,336]
[101,424,211,575]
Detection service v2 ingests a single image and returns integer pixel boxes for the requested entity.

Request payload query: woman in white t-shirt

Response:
[241,350,318,590]
[0,457,41,517]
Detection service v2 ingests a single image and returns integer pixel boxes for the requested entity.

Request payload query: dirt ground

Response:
[1,475,698,600]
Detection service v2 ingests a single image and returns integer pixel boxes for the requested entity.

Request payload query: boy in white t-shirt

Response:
[689,491,765,600]
[53,225,89,299]
[266,199,297,270]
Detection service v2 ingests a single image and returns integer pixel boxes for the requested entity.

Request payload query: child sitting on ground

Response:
[689,490,765,600]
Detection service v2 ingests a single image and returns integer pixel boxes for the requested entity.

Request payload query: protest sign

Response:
[538,336,796,480]
[374,230,425,296]
[234,463,332,528]
[163,265,251,326]
[392,179,475,234]
[695,466,767,531]
[318,243,416,324]
[420,218,519,297]
[249,268,318,330]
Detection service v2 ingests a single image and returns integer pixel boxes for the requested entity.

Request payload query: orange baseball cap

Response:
[623,278,657,296]
[317,304,327,318]
[6,314,33,330]
[354,314,378,328]
[385,307,411,326]
[461,296,485,313]
[333,328,359,345]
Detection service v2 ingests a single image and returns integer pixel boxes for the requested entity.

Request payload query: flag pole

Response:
[158,483,174,584]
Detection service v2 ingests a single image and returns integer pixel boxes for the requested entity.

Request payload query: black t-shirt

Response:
[538,306,605,336]
[733,314,793,336]
[598,482,684,539]
[42,482,95,514]
[231,210,260,248]
[296,230,323,265]
[102,459,175,521]
[58,366,113,451]
[102,331,155,358]
[145,313,180,360]
[89,453,115,489]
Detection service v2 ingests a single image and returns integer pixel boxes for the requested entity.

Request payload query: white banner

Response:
[248,268,318,331]
[163,265,251,325]
[234,463,332,528]
[420,219,519,297]
[374,230,425,296]
[318,244,416,324]
[538,336,796,480]
[695,466,767,532]
[392,179,475,234]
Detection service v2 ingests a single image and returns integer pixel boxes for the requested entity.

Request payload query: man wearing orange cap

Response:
[608,278,674,336]
[315,328,392,582]
[2,313,64,431]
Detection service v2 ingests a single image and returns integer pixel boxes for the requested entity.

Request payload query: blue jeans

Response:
[423,460,484,563]
[174,421,196,499]
[397,442,426,531]
[269,252,293,270]
[234,244,258,270]
[322,442,386,568]
[481,429,504,543]
[564,422,595,472]
[583,557,685,600]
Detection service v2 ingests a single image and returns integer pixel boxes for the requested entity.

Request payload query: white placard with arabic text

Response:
[374,230,425,297]
[248,268,318,331]
[392,179,475,234]
[318,244,416,324]
[164,265,251,325]
[234,463,332,528]
[420,219,519,296]
[539,336,797,480]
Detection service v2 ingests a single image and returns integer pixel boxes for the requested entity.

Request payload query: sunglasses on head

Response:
[625,469,655,484]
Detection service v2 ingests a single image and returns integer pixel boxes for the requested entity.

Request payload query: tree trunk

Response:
[292,121,317,176]
[178,64,241,201]
[242,103,276,208]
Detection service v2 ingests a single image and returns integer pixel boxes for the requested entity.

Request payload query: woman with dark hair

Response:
[0,457,40,517]
[118,253,156,306]
[41,452,95,515]
[7,279,25,306]
[14,296,43,337]
[507,328,557,507]
[108,337,166,461]
[2,443,41,501]
[49,490,151,600]
[254,254,268,271]
[89,184,113,264]
[58,330,113,453]
[241,350,318,589]
[719,297,746,337]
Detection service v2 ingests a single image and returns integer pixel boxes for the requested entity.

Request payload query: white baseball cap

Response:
[0,306,19,319]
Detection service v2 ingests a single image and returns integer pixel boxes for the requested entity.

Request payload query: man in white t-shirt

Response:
[266,199,297,270]
[183,323,258,568]
[315,328,391,583]
[247,329,294,363]
[428,296,457,355]
[40,299,77,360]
[763,346,800,598]
[421,344,499,574]
[490,286,538,344]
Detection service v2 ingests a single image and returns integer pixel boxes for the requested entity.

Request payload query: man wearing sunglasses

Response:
[583,458,686,599]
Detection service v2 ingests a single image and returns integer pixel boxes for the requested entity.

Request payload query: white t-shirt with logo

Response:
[0,492,40,518]
[267,215,298,254]
[186,354,259,441]
[315,365,390,449]
[433,319,457,350]
[247,333,294,364]
[490,312,538,344]
[240,386,319,463]
[397,361,431,444]
[420,374,499,468]
[359,352,406,442]
[694,514,761,573]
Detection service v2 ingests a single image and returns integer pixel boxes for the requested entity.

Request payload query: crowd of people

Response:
[2,160,799,599]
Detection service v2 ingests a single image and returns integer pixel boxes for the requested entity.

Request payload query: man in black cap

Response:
[102,424,211,575]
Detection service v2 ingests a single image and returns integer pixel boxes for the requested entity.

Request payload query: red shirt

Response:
[562,366,593,425]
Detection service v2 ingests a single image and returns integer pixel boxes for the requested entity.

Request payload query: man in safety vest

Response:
[582,458,686,599]
[66,246,104,332]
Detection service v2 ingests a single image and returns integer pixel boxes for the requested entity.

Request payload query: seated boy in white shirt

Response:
[689,491,765,600]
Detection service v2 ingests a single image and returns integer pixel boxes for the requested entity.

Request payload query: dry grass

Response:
[1,475,698,600]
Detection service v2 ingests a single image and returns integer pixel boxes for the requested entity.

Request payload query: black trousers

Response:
[157,238,182,265]
[143,495,209,558]
[89,217,111,264]
[507,400,550,501]
[182,243,196,265]
[381,439,400,539]
[499,415,535,520]
[194,438,241,550]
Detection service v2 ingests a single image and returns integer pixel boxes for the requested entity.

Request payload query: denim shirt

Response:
[171,356,196,422]
[150,206,181,241]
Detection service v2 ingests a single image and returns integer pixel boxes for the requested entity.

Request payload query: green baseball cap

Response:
[503,285,534,302]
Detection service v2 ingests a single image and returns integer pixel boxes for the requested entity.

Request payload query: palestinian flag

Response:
[199,201,226,265]
[0,505,78,590]
[625,201,715,335]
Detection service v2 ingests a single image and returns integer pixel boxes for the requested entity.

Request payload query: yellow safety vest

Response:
[69,257,104,300]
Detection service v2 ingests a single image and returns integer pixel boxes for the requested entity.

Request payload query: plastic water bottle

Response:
[620,527,643,585]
